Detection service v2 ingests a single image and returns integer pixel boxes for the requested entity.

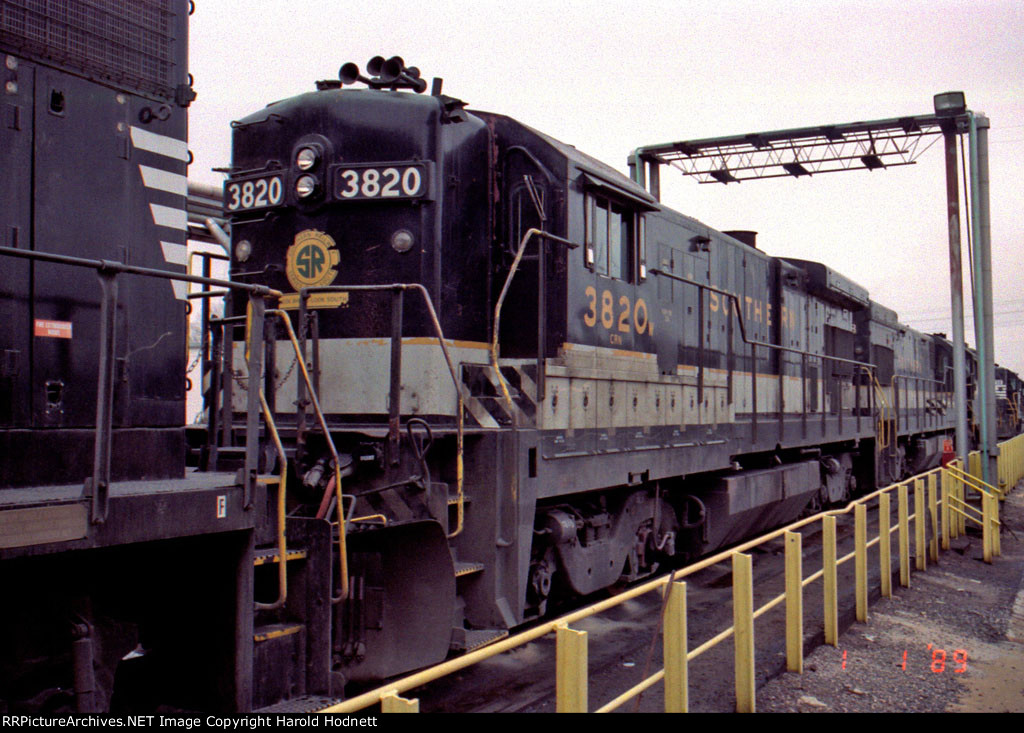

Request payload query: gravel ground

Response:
[757,483,1024,713]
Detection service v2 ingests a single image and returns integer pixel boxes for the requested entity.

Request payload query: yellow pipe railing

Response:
[265,310,349,602]
[322,435,1022,715]
[255,389,288,611]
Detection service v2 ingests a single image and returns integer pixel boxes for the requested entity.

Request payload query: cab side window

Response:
[585,192,646,282]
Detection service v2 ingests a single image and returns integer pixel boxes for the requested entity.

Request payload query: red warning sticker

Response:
[34,319,73,339]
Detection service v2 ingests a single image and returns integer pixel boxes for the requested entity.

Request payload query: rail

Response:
[650,268,877,441]
[255,389,289,611]
[320,437,1020,714]
[0,245,280,523]
[186,250,231,420]
[490,226,579,411]
[998,433,1024,494]
[261,309,349,603]
[870,368,895,452]
[296,284,468,539]
[892,372,947,433]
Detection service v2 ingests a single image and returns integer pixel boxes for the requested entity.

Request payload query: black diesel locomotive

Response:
[1,25,1018,712]
[217,58,982,696]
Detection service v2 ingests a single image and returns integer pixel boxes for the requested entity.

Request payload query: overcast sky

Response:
[188,0,1024,373]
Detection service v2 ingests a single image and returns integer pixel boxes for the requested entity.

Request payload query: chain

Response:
[230,353,299,392]
[275,354,299,389]
[185,349,203,375]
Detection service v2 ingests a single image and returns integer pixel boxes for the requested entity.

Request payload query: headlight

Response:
[296,147,318,171]
[235,239,252,262]
[391,229,414,253]
[295,175,318,198]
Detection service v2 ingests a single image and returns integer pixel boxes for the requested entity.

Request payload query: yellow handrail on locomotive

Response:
[264,309,350,603]
[244,305,349,600]
[1003,392,1020,433]
[869,368,894,451]
[256,388,289,611]
[241,307,350,602]
[296,283,468,539]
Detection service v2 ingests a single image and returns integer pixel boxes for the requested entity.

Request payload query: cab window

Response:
[585,193,645,282]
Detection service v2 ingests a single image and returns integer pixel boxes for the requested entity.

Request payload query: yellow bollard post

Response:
[823,515,838,645]
[785,531,803,673]
[664,580,688,713]
[949,469,959,538]
[954,472,962,536]
[733,552,755,713]
[1015,441,1020,486]
[941,470,951,550]
[855,504,867,622]
[996,488,1002,556]
[898,483,910,588]
[556,624,588,712]
[879,492,892,598]
[981,493,992,565]
[914,477,926,571]
[381,691,419,713]
[928,473,939,563]
[992,491,1001,558]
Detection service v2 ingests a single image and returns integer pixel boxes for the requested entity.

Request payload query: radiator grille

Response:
[0,0,181,100]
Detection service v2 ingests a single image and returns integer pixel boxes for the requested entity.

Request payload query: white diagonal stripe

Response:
[139,165,187,195]
[130,126,189,162]
[170,280,188,301]
[150,203,187,231]
[160,241,188,266]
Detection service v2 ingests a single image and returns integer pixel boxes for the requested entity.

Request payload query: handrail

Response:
[650,267,878,440]
[0,245,279,524]
[298,284,468,539]
[648,268,877,372]
[255,389,289,611]
[318,467,917,713]
[0,245,276,296]
[892,373,947,386]
[263,309,349,602]
[185,251,231,423]
[320,443,1022,714]
[945,463,1002,498]
[490,227,579,411]
[868,368,894,452]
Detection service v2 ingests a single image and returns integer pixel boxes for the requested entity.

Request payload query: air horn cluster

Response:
[339,56,427,94]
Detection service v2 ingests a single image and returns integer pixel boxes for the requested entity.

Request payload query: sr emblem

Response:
[286,229,340,292]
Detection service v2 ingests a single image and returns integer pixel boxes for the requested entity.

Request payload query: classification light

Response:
[295,175,317,198]
[296,147,318,171]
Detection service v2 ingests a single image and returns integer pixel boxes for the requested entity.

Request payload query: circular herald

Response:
[286,229,340,292]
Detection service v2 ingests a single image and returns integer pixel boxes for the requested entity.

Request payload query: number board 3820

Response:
[334,162,428,201]
[224,175,284,212]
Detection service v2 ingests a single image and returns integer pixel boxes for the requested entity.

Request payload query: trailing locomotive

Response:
[2,26,1021,714]
[996,365,1023,439]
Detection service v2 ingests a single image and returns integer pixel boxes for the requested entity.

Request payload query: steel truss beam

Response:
[631,113,969,185]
